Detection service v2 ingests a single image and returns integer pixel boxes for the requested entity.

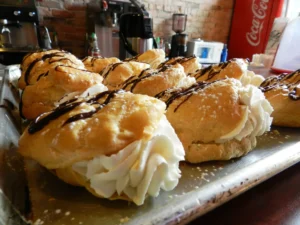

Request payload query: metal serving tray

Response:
[0,67,300,225]
[0,67,28,225]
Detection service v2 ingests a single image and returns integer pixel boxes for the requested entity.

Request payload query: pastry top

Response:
[101,61,150,89]
[189,59,264,86]
[259,70,300,127]
[124,49,166,68]
[20,65,103,120]
[21,49,61,70]
[82,56,120,73]
[259,69,300,100]
[156,78,273,153]
[19,50,84,89]
[157,55,201,74]
[19,90,166,169]
[120,64,196,96]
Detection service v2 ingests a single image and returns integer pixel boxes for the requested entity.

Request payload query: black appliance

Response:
[86,0,137,59]
[86,0,156,59]
[119,0,157,58]
[169,13,188,58]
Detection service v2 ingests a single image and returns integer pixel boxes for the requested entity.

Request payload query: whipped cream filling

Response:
[55,84,108,106]
[218,83,273,143]
[72,115,185,205]
[234,58,265,86]
[240,70,265,87]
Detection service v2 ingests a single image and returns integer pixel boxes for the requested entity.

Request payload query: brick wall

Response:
[36,0,234,58]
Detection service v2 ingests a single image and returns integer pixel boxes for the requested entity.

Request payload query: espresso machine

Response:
[0,0,41,65]
[169,13,188,58]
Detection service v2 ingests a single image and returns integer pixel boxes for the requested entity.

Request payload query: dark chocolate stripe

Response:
[156,80,221,112]
[123,54,141,62]
[191,61,230,80]
[28,90,123,134]
[157,55,196,69]
[102,62,124,78]
[259,69,300,101]
[24,52,68,84]
[121,66,169,92]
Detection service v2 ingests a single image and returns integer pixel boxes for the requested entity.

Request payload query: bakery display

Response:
[189,59,264,86]
[124,49,166,68]
[20,65,103,120]
[156,78,273,163]
[82,56,120,73]
[157,55,201,74]
[11,46,291,217]
[19,89,185,205]
[19,49,84,89]
[101,61,150,89]
[119,64,196,97]
[259,69,300,127]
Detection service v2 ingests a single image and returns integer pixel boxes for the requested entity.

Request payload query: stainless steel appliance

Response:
[87,0,156,59]
[169,13,188,58]
[119,0,156,58]
[86,0,134,59]
[0,0,41,65]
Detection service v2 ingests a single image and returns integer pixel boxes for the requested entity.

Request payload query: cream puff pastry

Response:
[157,55,201,74]
[19,89,185,205]
[189,59,264,86]
[156,78,273,163]
[259,69,300,127]
[101,61,150,89]
[20,65,103,120]
[124,49,166,69]
[82,56,120,73]
[19,50,84,89]
[119,64,196,97]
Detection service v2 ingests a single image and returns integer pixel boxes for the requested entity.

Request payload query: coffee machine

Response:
[119,0,157,58]
[87,0,141,59]
[0,0,42,65]
[169,14,188,58]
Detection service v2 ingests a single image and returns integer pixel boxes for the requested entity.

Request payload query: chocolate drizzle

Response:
[24,51,71,84]
[289,87,300,100]
[36,71,49,81]
[28,90,123,134]
[82,56,104,66]
[121,66,170,92]
[54,65,98,74]
[155,80,220,112]
[49,57,75,65]
[157,55,196,69]
[191,61,230,80]
[259,69,300,101]
[123,54,141,62]
[28,101,82,134]
[101,62,124,78]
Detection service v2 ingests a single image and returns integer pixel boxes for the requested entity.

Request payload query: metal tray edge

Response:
[127,141,300,225]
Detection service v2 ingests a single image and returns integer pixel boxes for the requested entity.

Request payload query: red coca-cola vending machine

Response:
[228,0,284,59]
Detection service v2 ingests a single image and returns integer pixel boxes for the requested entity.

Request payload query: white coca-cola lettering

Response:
[246,21,264,46]
[246,0,269,46]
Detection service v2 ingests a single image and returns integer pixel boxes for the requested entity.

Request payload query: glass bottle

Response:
[89,33,101,58]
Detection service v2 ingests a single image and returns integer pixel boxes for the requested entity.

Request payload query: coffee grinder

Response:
[169,13,188,58]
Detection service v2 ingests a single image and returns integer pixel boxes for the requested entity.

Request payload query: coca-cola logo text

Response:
[246,0,269,46]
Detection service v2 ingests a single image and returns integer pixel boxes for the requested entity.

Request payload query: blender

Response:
[169,13,188,58]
